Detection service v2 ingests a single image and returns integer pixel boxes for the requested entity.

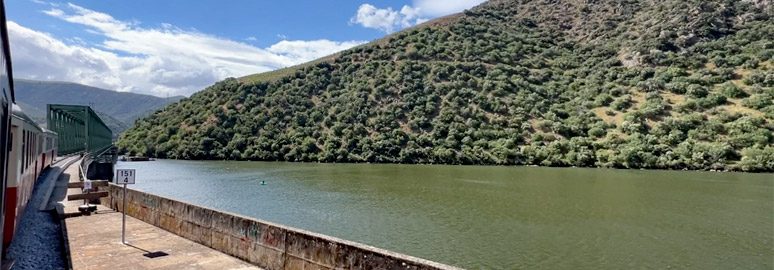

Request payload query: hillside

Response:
[14,79,184,135]
[119,0,774,172]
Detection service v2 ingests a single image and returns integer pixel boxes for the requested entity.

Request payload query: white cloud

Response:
[350,0,486,32]
[10,3,365,97]
[350,4,425,33]
[245,36,257,41]
[268,40,364,65]
[413,0,486,17]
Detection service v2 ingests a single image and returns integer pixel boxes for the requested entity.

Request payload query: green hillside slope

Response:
[119,0,774,172]
[14,79,184,129]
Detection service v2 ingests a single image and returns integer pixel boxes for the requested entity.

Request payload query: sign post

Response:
[83,180,92,206]
[115,169,135,244]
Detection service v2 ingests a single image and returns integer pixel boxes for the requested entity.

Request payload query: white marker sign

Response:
[116,169,136,184]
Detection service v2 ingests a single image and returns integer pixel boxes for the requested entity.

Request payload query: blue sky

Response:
[5,0,485,96]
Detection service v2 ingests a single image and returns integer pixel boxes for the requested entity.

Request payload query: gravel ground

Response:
[7,167,67,270]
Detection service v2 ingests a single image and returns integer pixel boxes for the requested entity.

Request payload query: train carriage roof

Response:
[11,104,44,132]
[42,127,56,135]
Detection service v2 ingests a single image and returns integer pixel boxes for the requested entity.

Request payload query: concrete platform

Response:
[49,161,261,270]
[65,210,260,270]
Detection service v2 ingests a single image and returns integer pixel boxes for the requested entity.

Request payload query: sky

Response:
[6,0,486,97]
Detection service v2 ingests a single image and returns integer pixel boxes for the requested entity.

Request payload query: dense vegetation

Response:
[15,79,183,135]
[119,0,774,172]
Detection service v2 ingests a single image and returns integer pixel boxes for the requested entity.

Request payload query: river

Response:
[115,160,773,269]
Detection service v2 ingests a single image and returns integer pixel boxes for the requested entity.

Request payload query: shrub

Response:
[686,84,708,98]
[666,81,689,94]
[696,94,727,109]
[588,127,606,138]
[719,82,748,99]
[742,93,774,109]
[739,146,774,172]
[611,95,633,111]
[594,94,614,107]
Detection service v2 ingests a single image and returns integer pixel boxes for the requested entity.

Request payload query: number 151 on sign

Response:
[116,169,135,184]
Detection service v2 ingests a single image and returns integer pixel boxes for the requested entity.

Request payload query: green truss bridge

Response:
[47,104,117,180]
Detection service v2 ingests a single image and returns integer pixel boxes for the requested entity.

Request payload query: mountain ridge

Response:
[119,0,774,172]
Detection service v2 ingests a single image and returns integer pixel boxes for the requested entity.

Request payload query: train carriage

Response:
[3,104,57,247]
[0,0,14,260]
[41,129,57,172]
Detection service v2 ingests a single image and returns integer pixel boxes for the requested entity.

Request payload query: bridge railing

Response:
[46,104,112,157]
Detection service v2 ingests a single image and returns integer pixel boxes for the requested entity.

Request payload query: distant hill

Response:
[14,79,184,136]
[120,0,774,172]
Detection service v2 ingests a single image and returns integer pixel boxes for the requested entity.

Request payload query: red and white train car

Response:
[3,104,57,247]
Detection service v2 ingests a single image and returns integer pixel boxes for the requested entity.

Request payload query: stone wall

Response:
[104,184,464,270]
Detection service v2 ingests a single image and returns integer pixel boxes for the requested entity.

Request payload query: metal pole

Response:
[122,183,127,244]
[84,107,89,153]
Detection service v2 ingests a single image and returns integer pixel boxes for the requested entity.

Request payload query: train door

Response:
[0,0,13,262]
[0,93,7,258]
[2,125,15,248]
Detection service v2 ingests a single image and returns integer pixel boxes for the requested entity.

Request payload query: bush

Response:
[666,81,689,94]
[686,84,708,98]
[639,97,666,118]
[742,93,774,109]
[611,95,633,111]
[594,94,613,107]
[719,82,748,99]
[696,94,727,109]
[588,127,606,138]
[761,105,774,119]
[739,146,774,172]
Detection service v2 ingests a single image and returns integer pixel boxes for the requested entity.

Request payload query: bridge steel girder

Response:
[46,104,112,156]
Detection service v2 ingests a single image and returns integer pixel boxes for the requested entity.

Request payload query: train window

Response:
[25,130,29,169]
[28,131,31,168]
[22,130,26,170]
[26,131,29,169]
[27,131,30,168]
[1,101,6,195]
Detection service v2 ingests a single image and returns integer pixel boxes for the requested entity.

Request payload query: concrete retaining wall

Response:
[103,184,464,270]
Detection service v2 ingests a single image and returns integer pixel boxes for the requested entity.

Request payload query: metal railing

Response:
[47,104,112,156]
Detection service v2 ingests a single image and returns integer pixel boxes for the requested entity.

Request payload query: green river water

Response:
[115,160,773,269]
